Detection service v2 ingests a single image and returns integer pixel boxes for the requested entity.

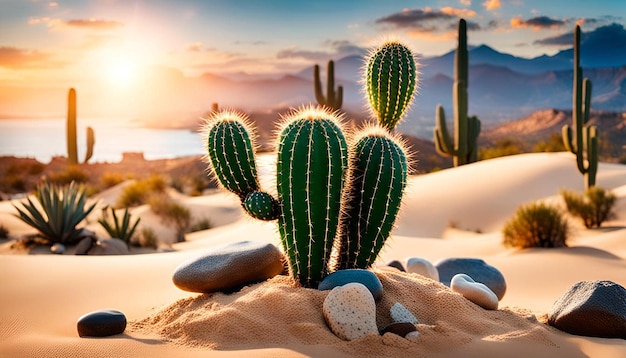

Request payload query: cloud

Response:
[534,22,626,46]
[510,16,565,30]
[0,47,59,69]
[441,6,477,18]
[276,40,367,61]
[482,0,501,11]
[65,19,123,30]
[187,42,204,52]
[48,2,58,7]
[375,7,479,38]
[460,0,471,5]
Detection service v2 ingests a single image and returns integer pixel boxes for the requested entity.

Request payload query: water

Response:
[0,118,206,163]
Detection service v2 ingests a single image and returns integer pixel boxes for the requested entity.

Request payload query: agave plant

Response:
[12,182,97,244]
[98,206,141,246]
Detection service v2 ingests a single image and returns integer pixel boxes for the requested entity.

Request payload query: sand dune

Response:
[1,152,625,357]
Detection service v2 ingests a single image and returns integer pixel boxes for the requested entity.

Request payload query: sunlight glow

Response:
[107,58,137,88]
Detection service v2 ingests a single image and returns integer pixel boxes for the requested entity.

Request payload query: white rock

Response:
[405,257,439,281]
[451,274,498,310]
[322,283,378,341]
[406,330,420,342]
[390,302,419,324]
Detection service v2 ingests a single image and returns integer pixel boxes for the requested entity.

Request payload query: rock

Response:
[323,283,378,341]
[451,274,499,310]
[405,257,439,281]
[390,302,419,324]
[386,260,405,272]
[50,243,65,254]
[406,331,420,342]
[548,280,626,339]
[88,238,129,255]
[318,269,383,301]
[380,322,417,337]
[435,258,506,300]
[77,309,126,337]
[74,237,94,255]
[172,241,284,293]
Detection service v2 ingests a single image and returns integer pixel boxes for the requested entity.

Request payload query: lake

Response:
[0,118,206,163]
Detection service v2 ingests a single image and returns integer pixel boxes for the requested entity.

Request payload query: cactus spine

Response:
[434,19,481,167]
[562,25,597,190]
[365,41,417,131]
[314,60,343,110]
[67,88,78,165]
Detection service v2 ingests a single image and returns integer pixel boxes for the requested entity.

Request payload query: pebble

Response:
[322,283,378,341]
[386,260,405,272]
[380,322,417,337]
[435,258,506,300]
[450,274,499,310]
[548,280,626,339]
[172,241,284,293]
[77,309,126,337]
[390,302,419,324]
[88,238,129,255]
[74,237,94,255]
[405,257,439,281]
[318,269,384,301]
[50,243,65,254]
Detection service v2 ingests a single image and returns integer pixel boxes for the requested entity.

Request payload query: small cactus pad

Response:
[244,191,280,221]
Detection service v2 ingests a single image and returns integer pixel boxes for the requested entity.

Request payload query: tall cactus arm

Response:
[562,125,576,154]
[67,88,78,165]
[585,125,598,189]
[434,105,455,157]
[314,64,326,105]
[84,126,95,164]
[314,61,343,110]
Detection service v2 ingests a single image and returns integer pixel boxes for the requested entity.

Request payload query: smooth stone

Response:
[386,260,405,272]
[50,243,65,254]
[406,330,420,342]
[172,241,284,293]
[88,238,129,255]
[405,257,439,281]
[390,302,419,324]
[548,280,626,339]
[380,322,417,337]
[77,309,126,337]
[318,269,383,301]
[74,237,94,255]
[322,283,378,341]
[435,258,506,300]
[451,274,499,310]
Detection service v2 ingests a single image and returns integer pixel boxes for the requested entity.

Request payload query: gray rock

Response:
[405,257,439,281]
[390,302,419,324]
[386,260,405,272]
[323,283,378,340]
[88,238,129,255]
[50,243,65,254]
[318,269,383,301]
[172,241,284,293]
[548,280,626,339]
[435,258,506,300]
[74,237,94,255]
[77,309,126,337]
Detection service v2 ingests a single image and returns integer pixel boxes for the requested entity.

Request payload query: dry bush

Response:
[47,165,89,185]
[116,174,167,208]
[149,194,191,242]
[101,172,126,189]
[503,202,569,248]
[561,187,616,228]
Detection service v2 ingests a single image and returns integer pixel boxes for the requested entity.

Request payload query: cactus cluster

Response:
[204,40,417,288]
[562,25,597,190]
[434,19,481,167]
[66,88,95,164]
[314,60,343,110]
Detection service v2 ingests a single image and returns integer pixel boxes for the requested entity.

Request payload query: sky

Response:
[0,0,624,118]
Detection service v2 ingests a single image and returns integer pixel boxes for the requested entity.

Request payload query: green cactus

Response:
[67,88,78,165]
[434,19,481,167]
[314,60,343,110]
[243,191,280,221]
[336,127,408,269]
[562,25,597,190]
[365,40,417,131]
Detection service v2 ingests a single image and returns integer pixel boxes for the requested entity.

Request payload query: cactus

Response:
[314,60,343,110]
[85,126,95,163]
[434,19,481,167]
[562,25,597,190]
[365,40,417,131]
[66,88,96,164]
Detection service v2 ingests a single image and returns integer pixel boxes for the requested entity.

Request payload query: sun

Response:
[107,58,137,88]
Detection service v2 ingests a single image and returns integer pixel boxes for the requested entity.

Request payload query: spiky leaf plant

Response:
[98,206,140,245]
[13,182,97,244]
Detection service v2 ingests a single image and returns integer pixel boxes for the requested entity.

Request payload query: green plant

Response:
[98,206,140,245]
[434,19,481,167]
[12,182,97,244]
[562,26,597,190]
[149,195,191,243]
[0,223,9,239]
[561,187,616,228]
[66,88,96,165]
[314,60,343,110]
[503,202,569,248]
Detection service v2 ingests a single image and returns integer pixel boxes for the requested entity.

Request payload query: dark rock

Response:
[386,260,405,272]
[318,269,383,301]
[77,309,126,337]
[380,322,417,337]
[50,243,65,254]
[74,237,94,255]
[548,280,626,339]
[435,258,506,300]
[172,241,284,293]
[88,238,129,255]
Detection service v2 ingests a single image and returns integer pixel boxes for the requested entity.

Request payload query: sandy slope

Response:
[1,152,625,357]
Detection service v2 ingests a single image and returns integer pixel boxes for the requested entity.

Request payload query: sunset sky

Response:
[0,0,624,118]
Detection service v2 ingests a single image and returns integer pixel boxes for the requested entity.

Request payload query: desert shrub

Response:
[12,182,97,244]
[137,227,158,249]
[116,174,167,208]
[503,202,569,248]
[479,138,525,160]
[0,223,9,239]
[561,187,616,228]
[48,165,89,185]
[98,206,140,245]
[2,175,26,192]
[27,162,45,175]
[189,218,212,232]
[534,133,566,152]
[149,195,191,242]
[101,172,126,189]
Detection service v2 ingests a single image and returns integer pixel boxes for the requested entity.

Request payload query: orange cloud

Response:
[66,19,123,30]
[510,16,565,30]
[48,2,58,7]
[460,0,472,5]
[187,42,204,52]
[482,0,501,11]
[441,6,477,18]
[0,47,59,69]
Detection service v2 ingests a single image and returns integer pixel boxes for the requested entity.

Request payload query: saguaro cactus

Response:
[314,60,343,110]
[66,88,96,164]
[562,25,597,190]
[434,19,481,167]
[85,126,95,163]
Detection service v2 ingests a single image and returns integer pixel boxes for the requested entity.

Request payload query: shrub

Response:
[101,172,125,189]
[27,162,45,176]
[479,138,524,160]
[534,133,566,152]
[12,182,97,244]
[189,218,212,232]
[98,206,140,246]
[116,174,167,208]
[503,202,569,248]
[137,227,158,249]
[149,195,191,242]
[0,223,9,239]
[561,187,616,228]
[48,165,89,185]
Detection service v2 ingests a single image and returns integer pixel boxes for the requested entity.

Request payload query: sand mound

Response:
[132,270,585,357]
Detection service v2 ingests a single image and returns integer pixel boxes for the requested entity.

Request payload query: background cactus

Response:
[365,40,417,131]
[85,126,95,163]
[434,19,481,167]
[66,88,96,165]
[314,60,343,110]
[562,25,597,190]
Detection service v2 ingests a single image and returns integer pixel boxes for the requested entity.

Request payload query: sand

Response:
[1,152,626,357]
